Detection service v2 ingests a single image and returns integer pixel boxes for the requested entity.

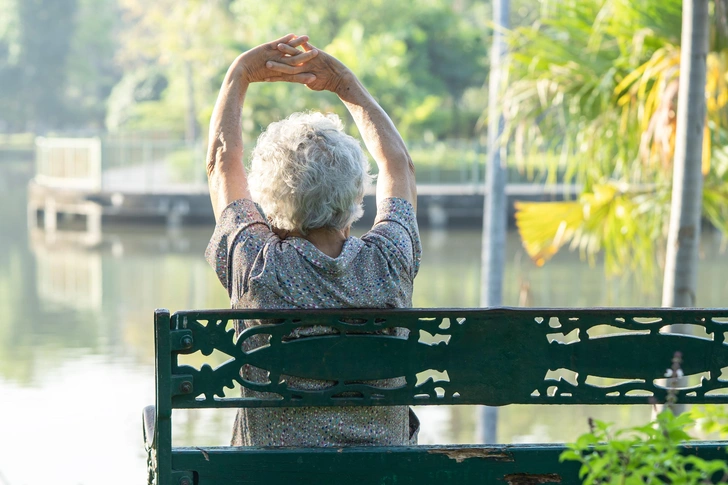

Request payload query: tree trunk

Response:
[478,0,509,445]
[662,0,708,308]
[661,0,709,415]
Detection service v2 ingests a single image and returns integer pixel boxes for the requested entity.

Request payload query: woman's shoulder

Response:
[361,197,421,279]
[373,197,417,225]
[205,198,275,292]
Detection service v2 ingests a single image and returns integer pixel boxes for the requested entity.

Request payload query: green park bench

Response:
[143,307,728,484]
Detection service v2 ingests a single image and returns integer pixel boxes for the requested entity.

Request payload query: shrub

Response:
[561,353,728,484]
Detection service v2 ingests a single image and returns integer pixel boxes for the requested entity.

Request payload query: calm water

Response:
[1,161,727,484]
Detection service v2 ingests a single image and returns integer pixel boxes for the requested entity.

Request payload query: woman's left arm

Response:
[206,35,317,221]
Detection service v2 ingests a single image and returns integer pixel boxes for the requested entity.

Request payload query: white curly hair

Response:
[248,111,372,235]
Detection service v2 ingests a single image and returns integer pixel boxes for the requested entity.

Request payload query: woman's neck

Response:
[275,226,350,258]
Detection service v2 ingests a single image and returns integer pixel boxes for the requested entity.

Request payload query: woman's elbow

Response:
[406,154,415,176]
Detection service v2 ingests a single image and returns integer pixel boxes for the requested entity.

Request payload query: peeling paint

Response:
[503,473,561,484]
[194,447,210,461]
[427,447,514,463]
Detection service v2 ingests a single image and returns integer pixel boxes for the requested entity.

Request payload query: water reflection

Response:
[34,241,103,311]
[1,160,727,485]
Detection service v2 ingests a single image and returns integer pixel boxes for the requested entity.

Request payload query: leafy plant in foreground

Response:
[561,412,728,484]
[561,354,728,484]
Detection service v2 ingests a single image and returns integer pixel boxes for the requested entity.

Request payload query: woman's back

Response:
[206,197,421,446]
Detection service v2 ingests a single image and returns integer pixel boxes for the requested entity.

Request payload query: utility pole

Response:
[479,0,509,444]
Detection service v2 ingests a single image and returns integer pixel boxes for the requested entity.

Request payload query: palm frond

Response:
[514,200,584,267]
[502,0,728,281]
[516,183,669,280]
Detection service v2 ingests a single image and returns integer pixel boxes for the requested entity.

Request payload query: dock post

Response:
[44,198,57,233]
[167,200,190,229]
[427,197,448,228]
[167,209,182,230]
[87,203,102,241]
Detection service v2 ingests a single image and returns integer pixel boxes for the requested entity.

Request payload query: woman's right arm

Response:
[267,44,417,210]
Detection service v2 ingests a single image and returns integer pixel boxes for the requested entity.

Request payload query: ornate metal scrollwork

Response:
[166,308,728,408]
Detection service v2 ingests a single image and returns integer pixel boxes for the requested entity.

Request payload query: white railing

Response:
[34,136,208,193]
[35,137,102,190]
[33,136,566,193]
[100,139,207,193]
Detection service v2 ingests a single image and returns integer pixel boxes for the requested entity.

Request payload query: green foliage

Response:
[502,0,678,185]
[0,0,592,143]
[0,0,119,131]
[0,0,529,139]
[0,0,76,130]
[105,68,168,130]
[563,355,728,484]
[702,125,728,235]
[507,0,728,282]
[111,0,490,141]
[64,0,120,127]
[692,406,728,439]
[168,146,206,184]
[561,411,728,485]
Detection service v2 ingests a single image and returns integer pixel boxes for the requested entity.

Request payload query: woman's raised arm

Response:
[205,35,317,221]
[266,43,417,210]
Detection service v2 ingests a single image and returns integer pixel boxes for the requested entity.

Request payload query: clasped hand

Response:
[239,34,350,94]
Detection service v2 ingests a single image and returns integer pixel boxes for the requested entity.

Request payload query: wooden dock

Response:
[28,136,579,234]
[28,179,578,235]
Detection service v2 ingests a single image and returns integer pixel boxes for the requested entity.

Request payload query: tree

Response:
[0,0,119,132]
[113,0,237,139]
[503,0,728,288]
[109,0,490,142]
[230,0,488,140]
[65,0,121,128]
[662,0,709,308]
[0,0,77,131]
[402,7,487,137]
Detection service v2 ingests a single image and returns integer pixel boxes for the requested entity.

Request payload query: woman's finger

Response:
[265,60,313,74]
[301,41,316,52]
[268,33,296,48]
[275,48,318,66]
[277,43,303,57]
[286,35,309,48]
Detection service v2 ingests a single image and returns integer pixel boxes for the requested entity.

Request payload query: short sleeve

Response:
[364,197,422,279]
[204,199,271,295]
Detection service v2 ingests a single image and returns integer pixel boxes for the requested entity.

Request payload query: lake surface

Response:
[1,161,726,484]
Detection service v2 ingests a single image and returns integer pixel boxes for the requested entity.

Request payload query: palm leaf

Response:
[515,200,585,267]
[516,183,669,280]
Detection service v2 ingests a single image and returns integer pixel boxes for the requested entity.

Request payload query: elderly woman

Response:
[204,34,420,447]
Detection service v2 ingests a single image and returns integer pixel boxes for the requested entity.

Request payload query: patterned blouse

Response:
[205,197,422,446]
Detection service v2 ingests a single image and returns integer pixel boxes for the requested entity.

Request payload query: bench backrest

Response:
[151,307,728,485]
